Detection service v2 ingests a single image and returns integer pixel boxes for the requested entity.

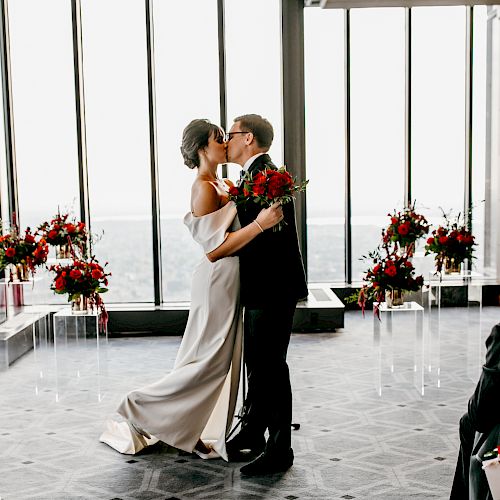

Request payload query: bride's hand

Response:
[255,202,284,231]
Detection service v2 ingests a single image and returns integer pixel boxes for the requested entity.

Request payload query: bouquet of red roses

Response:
[424,214,475,273]
[38,212,87,257]
[0,225,48,280]
[228,166,308,231]
[384,204,429,256]
[358,244,424,317]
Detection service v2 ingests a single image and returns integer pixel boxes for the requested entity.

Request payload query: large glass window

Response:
[81,0,153,303]
[484,6,500,276]
[304,8,345,283]
[154,0,220,302]
[225,0,283,178]
[350,8,405,280]
[472,6,487,274]
[9,0,78,305]
[412,7,466,276]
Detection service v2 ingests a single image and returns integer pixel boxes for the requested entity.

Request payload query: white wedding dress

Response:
[100,201,242,461]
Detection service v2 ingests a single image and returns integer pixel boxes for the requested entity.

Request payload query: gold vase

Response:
[444,257,461,275]
[71,295,90,315]
[56,244,72,259]
[385,289,404,308]
[9,262,30,282]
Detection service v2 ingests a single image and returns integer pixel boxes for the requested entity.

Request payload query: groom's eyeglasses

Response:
[225,131,249,142]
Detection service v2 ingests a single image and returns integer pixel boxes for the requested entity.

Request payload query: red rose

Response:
[91,269,103,279]
[55,277,65,290]
[48,230,58,240]
[397,224,409,235]
[427,237,434,245]
[253,172,266,184]
[53,224,60,230]
[228,186,239,196]
[267,175,289,199]
[372,281,379,287]
[25,234,35,244]
[65,223,76,234]
[253,183,265,196]
[385,266,397,277]
[372,264,381,274]
[69,269,82,279]
[404,261,413,268]
[438,236,448,245]
[243,188,250,197]
[5,247,16,258]
[390,217,398,225]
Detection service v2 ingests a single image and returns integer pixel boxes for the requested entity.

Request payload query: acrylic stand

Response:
[373,301,424,396]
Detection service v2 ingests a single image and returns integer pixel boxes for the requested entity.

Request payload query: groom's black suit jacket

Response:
[236,154,308,308]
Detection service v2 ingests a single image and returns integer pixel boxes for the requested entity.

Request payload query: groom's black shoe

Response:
[240,449,294,476]
[226,432,265,462]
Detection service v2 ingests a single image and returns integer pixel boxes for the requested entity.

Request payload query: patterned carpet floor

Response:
[1,306,497,499]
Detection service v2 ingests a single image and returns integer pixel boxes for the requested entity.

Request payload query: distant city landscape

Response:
[21,215,484,306]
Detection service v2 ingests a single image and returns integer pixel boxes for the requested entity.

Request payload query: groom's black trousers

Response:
[241,301,296,455]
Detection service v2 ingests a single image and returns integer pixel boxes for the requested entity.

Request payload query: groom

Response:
[225,114,308,475]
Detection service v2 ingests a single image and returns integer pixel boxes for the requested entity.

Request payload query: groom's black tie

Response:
[239,170,246,183]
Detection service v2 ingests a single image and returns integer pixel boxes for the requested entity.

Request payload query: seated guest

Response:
[450,323,500,499]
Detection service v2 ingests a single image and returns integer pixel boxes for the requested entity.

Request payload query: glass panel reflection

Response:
[82,0,153,303]
[350,8,405,280]
[304,8,345,283]
[154,0,220,302]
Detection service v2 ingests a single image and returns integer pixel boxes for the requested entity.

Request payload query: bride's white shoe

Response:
[193,446,220,460]
[193,440,220,460]
[99,419,159,455]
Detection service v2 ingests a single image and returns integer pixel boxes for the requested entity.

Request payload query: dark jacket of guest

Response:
[451,323,500,500]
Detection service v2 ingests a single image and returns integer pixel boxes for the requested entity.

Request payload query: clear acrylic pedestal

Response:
[52,308,108,402]
[427,270,483,383]
[373,301,424,396]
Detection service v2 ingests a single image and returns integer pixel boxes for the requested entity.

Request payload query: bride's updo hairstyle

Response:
[180,119,223,169]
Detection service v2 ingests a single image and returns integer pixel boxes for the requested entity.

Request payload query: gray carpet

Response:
[1,306,497,499]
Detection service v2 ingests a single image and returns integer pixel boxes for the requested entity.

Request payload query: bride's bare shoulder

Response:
[191,180,220,216]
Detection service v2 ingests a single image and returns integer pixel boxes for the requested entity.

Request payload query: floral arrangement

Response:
[424,212,475,273]
[38,212,87,253]
[0,225,48,280]
[49,256,110,322]
[358,244,424,316]
[50,257,110,300]
[228,167,308,230]
[384,204,429,255]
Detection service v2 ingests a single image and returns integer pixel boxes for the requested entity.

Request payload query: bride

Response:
[100,119,283,460]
